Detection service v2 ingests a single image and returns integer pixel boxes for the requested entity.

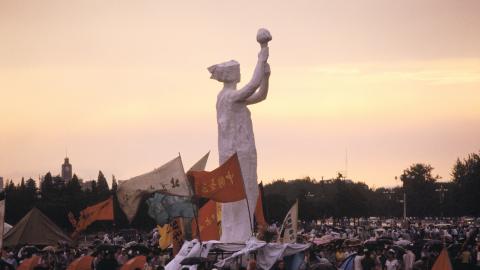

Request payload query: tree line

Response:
[2,151,479,231]
[263,151,480,222]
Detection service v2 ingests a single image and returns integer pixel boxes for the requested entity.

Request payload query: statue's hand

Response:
[258,47,269,62]
[264,63,271,77]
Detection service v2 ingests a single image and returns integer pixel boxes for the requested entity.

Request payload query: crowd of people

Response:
[1,218,479,269]
[293,218,480,270]
[0,231,171,270]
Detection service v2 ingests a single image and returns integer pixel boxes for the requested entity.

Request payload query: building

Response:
[61,157,72,182]
[80,180,95,191]
[0,176,3,191]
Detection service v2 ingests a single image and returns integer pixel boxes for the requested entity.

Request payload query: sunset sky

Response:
[1,0,479,187]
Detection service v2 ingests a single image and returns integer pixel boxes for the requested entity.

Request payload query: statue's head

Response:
[207,60,240,83]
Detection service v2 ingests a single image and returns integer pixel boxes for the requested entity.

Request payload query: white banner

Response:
[279,200,298,244]
[117,156,191,222]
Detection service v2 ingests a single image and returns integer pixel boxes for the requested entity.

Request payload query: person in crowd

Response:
[116,248,128,265]
[385,249,400,270]
[354,248,365,270]
[336,247,346,266]
[361,250,376,270]
[402,245,415,270]
[458,246,472,270]
[96,250,119,270]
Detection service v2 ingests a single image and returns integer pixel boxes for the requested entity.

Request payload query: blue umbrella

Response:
[339,252,357,270]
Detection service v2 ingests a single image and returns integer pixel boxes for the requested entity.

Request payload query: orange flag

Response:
[192,200,220,241]
[67,255,94,270]
[72,197,114,237]
[17,255,40,270]
[255,183,267,227]
[189,153,246,202]
[120,256,146,270]
[431,248,452,270]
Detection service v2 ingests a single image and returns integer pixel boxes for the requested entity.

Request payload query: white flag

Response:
[279,200,298,243]
[117,156,191,222]
[188,151,210,172]
[0,200,5,249]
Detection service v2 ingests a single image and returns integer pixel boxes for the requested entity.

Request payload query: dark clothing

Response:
[362,256,376,270]
[97,257,119,270]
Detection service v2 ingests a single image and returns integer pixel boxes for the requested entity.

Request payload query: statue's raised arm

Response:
[246,63,270,105]
[234,29,272,102]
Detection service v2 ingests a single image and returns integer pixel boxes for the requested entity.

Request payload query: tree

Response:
[452,152,480,215]
[97,171,110,198]
[40,172,54,196]
[111,175,118,192]
[400,163,439,217]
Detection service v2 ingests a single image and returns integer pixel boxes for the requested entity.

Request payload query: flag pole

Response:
[178,153,203,253]
[234,153,255,237]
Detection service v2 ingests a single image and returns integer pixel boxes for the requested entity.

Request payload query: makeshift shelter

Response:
[3,222,12,235]
[3,207,73,247]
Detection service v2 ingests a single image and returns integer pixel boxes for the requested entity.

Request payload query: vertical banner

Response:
[279,200,298,244]
[171,218,184,256]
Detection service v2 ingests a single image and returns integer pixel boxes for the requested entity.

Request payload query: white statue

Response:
[208,29,271,242]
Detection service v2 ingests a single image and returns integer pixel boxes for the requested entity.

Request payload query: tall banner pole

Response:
[178,153,202,257]
[235,153,254,236]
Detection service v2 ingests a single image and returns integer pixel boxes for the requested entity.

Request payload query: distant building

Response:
[61,157,73,182]
[0,176,3,191]
[80,180,95,191]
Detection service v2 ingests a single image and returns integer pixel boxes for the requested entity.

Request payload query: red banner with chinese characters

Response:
[192,200,220,241]
[189,153,246,202]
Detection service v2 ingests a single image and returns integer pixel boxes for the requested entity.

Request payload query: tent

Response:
[3,207,73,247]
[4,222,13,234]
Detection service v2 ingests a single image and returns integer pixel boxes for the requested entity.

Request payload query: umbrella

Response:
[42,246,56,252]
[363,239,379,250]
[124,241,138,248]
[339,253,356,270]
[67,256,93,270]
[313,235,336,246]
[394,239,412,247]
[180,257,210,266]
[376,237,393,246]
[343,238,361,247]
[128,244,150,255]
[120,256,146,270]
[18,246,40,256]
[17,255,40,270]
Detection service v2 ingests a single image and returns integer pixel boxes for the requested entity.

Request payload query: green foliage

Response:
[452,152,480,215]
[400,163,439,217]
[3,150,480,233]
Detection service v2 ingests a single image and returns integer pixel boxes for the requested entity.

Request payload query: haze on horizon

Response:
[1,0,479,187]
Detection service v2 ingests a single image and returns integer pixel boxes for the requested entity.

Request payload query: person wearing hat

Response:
[385,249,399,270]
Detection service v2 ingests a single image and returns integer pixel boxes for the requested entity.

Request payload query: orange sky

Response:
[1,0,479,187]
